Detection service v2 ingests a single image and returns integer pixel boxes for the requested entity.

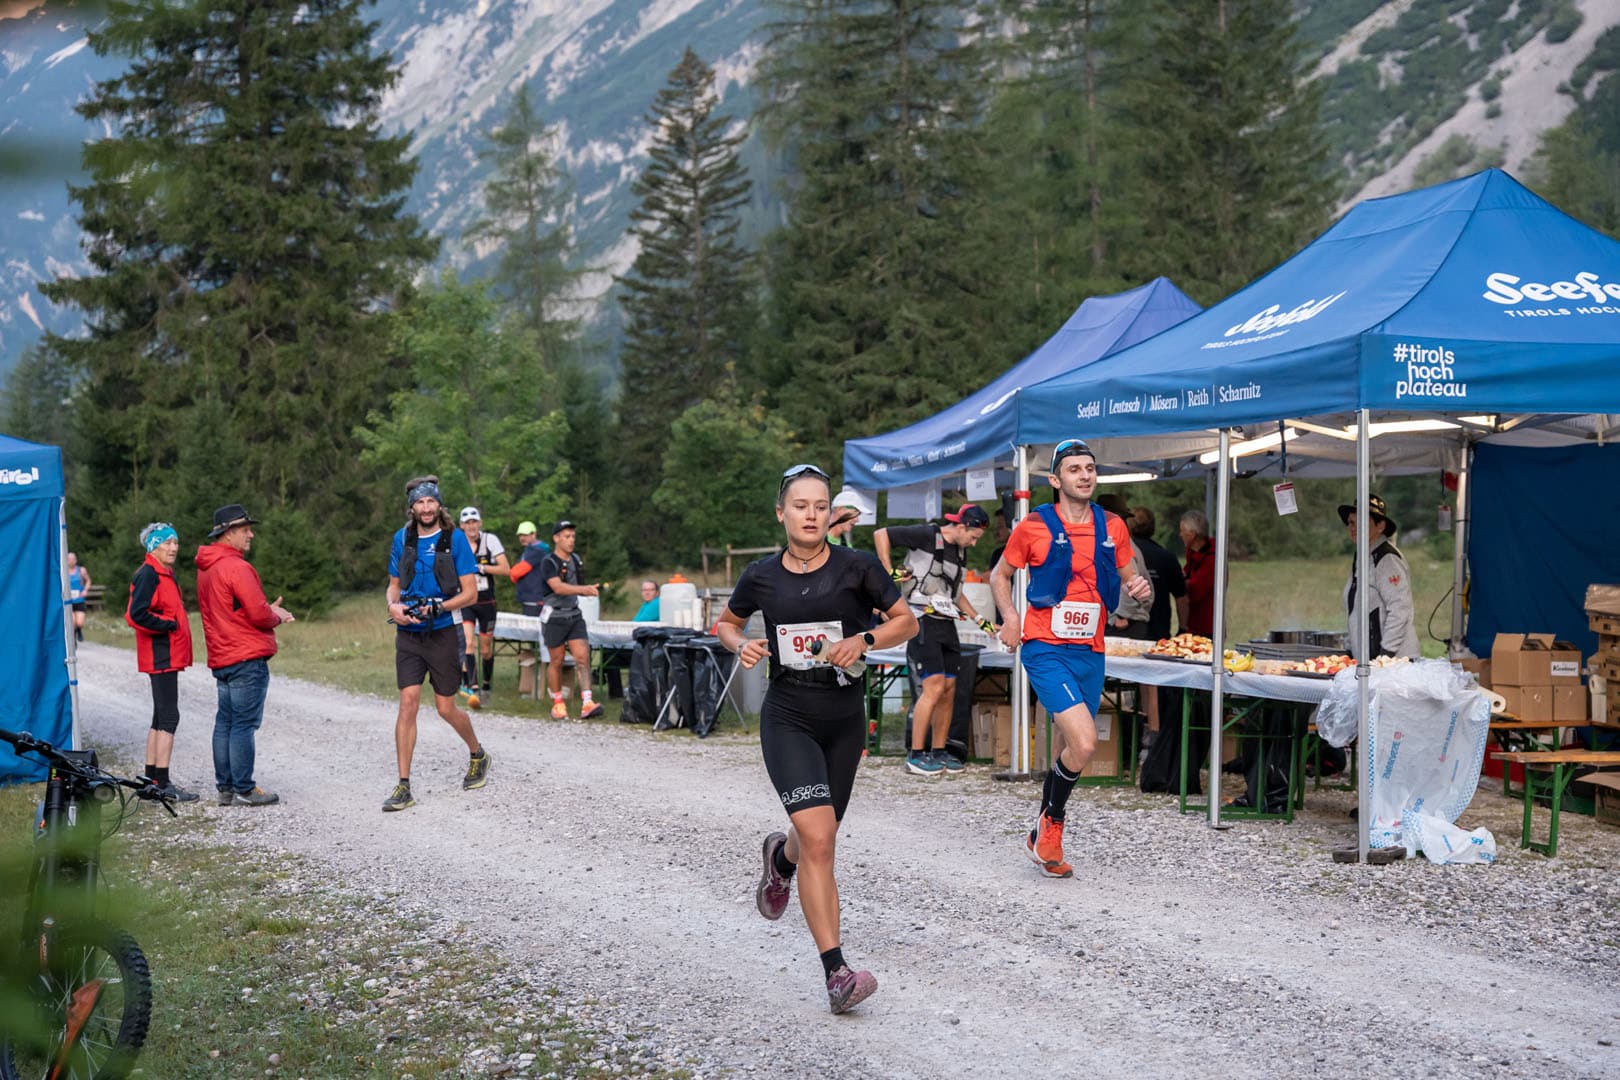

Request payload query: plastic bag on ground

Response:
[1403,810,1496,865]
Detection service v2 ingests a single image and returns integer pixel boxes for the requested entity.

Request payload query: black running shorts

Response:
[906,616,962,679]
[465,600,497,634]
[542,609,589,650]
[396,626,462,697]
[759,680,866,820]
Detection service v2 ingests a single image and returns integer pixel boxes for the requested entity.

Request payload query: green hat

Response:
[517,520,537,536]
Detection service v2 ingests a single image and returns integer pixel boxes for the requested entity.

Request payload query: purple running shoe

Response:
[756,831,792,920]
[826,966,878,1014]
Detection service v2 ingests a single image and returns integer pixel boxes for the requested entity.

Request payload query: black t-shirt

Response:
[1135,535,1187,640]
[538,551,584,612]
[727,546,901,671]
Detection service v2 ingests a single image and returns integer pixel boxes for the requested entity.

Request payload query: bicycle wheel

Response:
[0,925,152,1080]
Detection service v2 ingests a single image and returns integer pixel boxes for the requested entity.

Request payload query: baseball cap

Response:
[553,519,576,535]
[1050,438,1095,473]
[459,506,481,523]
[945,503,990,529]
[516,520,537,536]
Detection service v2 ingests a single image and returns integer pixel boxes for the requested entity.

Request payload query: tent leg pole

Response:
[1010,445,1032,777]
[1448,442,1472,658]
[1208,429,1231,829]
[1356,408,1372,863]
[61,500,79,751]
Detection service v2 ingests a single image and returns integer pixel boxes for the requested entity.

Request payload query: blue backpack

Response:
[1025,502,1122,613]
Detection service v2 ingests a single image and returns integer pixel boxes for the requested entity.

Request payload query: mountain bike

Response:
[0,728,174,1080]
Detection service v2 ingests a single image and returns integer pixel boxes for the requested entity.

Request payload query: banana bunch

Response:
[1222,649,1254,673]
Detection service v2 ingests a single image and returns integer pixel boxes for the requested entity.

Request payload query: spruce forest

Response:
[3,0,1618,606]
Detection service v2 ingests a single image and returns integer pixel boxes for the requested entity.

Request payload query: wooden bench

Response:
[1488,718,1576,796]
[1490,750,1620,856]
[81,584,107,612]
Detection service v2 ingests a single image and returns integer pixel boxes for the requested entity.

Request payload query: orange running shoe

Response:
[550,700,568,720]
[1025,812,1073,878]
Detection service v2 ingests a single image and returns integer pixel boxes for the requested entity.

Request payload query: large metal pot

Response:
[1268,629,1314,645]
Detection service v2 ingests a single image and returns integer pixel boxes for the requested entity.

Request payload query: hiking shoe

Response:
[463,748,492,790]
[550,701,569,720]
[382,782,415,812]
[236,786,280,807]
[756,832,792,921]
[217,789,234,807]
[1026,812,1072,878]
[826,966,878,1014]
[579,701,605,720]
[937,751,965,774]
[465,687,482,710]
[905,751,944,776]
[159,782,200,803]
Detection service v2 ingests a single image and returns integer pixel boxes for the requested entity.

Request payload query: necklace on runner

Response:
[793,542,828,573]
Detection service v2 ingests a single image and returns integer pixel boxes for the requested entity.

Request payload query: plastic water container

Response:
[577,595,601,624]
[661,576,698,628]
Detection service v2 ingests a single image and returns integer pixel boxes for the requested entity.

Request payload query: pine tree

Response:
[756,0,997,464]
[976,0,1144,348]
[40,0,437,573]
[616,47,755,485]
[469,85,584,368]
[1120,0,1336,302]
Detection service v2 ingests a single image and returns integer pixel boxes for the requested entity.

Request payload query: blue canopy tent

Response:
[0,434,77,785]
[1005,169,1620,855]
[841,277,1201,493]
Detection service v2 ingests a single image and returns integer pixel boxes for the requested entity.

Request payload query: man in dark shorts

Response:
[457,506,509,708]
[383,477,492,811]
[538,519,603,720]
[874,503,994,776]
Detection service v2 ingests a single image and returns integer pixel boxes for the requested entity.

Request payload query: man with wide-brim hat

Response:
[1338,493,1419,661]
[195,503,295,807]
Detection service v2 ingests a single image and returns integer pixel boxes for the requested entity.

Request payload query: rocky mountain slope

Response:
[1,0,1616,377]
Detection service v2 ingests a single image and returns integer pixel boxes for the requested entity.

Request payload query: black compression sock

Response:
[481,657,494,690]
[820,947,846,978]
[463,655,478,687]
[773,844,797,880]
[144,762,155,782]
[152,766,170,788]
[1046,758,1081,822]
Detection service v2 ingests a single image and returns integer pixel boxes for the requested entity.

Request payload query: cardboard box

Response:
[1552,684,1586,723]
[1588,772,1620,828]
[1586,583,1620,618]
[970,704,998,760]
[1500,684,1552,723]
[1458,657,1492,689]
[1589,613,1620,638]
[1596,654,1620,685]
[1549,641,1582,684]
[1491,633,1578,686]
[1592,632,1620,661]
[1029,706,1120,777]
[993,704,1013,767]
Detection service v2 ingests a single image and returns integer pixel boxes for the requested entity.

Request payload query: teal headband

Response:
[140,523,177,552]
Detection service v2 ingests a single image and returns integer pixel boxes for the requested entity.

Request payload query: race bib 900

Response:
[1052,601,1102,641]
[778,621,842,669]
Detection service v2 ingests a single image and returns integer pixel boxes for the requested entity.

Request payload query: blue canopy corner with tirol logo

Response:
[0,433,72,786]
[842,277,1202,489]
[1015,168,1620,443]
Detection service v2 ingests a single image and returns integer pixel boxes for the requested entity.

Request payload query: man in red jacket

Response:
[196,504,294,807]
[125,522,199,802]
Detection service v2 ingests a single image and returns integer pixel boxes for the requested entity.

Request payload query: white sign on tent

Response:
[887,480,940,520]
[965,467,996,501]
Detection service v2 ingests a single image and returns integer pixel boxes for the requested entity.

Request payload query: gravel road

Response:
[73,644,1620,1079]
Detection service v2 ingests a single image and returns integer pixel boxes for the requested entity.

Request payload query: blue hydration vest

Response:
[1025,502,1122,613]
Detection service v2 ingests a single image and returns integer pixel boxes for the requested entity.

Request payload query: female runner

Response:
[716,464,917,1013]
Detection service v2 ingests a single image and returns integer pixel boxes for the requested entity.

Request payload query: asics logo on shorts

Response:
[780,783,832,807]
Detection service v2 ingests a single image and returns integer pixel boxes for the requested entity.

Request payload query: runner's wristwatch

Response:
[861,632,876,648]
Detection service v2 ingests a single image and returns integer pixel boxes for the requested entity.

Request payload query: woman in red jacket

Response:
[125,522,199,802]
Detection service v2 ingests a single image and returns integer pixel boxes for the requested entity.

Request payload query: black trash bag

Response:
[623,626,700,725]
[649,629,704,731]
[1140,687,1207,794]
[686,636,732,738]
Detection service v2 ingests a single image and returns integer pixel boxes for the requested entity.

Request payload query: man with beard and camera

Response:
[383,476,492,812]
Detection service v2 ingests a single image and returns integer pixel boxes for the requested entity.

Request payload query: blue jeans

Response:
[212,658,270,794]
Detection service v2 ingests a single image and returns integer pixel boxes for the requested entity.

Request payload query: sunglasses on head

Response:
[1051,438,1094,472]
[779,463,832,493]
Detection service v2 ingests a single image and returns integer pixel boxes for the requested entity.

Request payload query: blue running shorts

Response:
[1021,639,1104,719]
